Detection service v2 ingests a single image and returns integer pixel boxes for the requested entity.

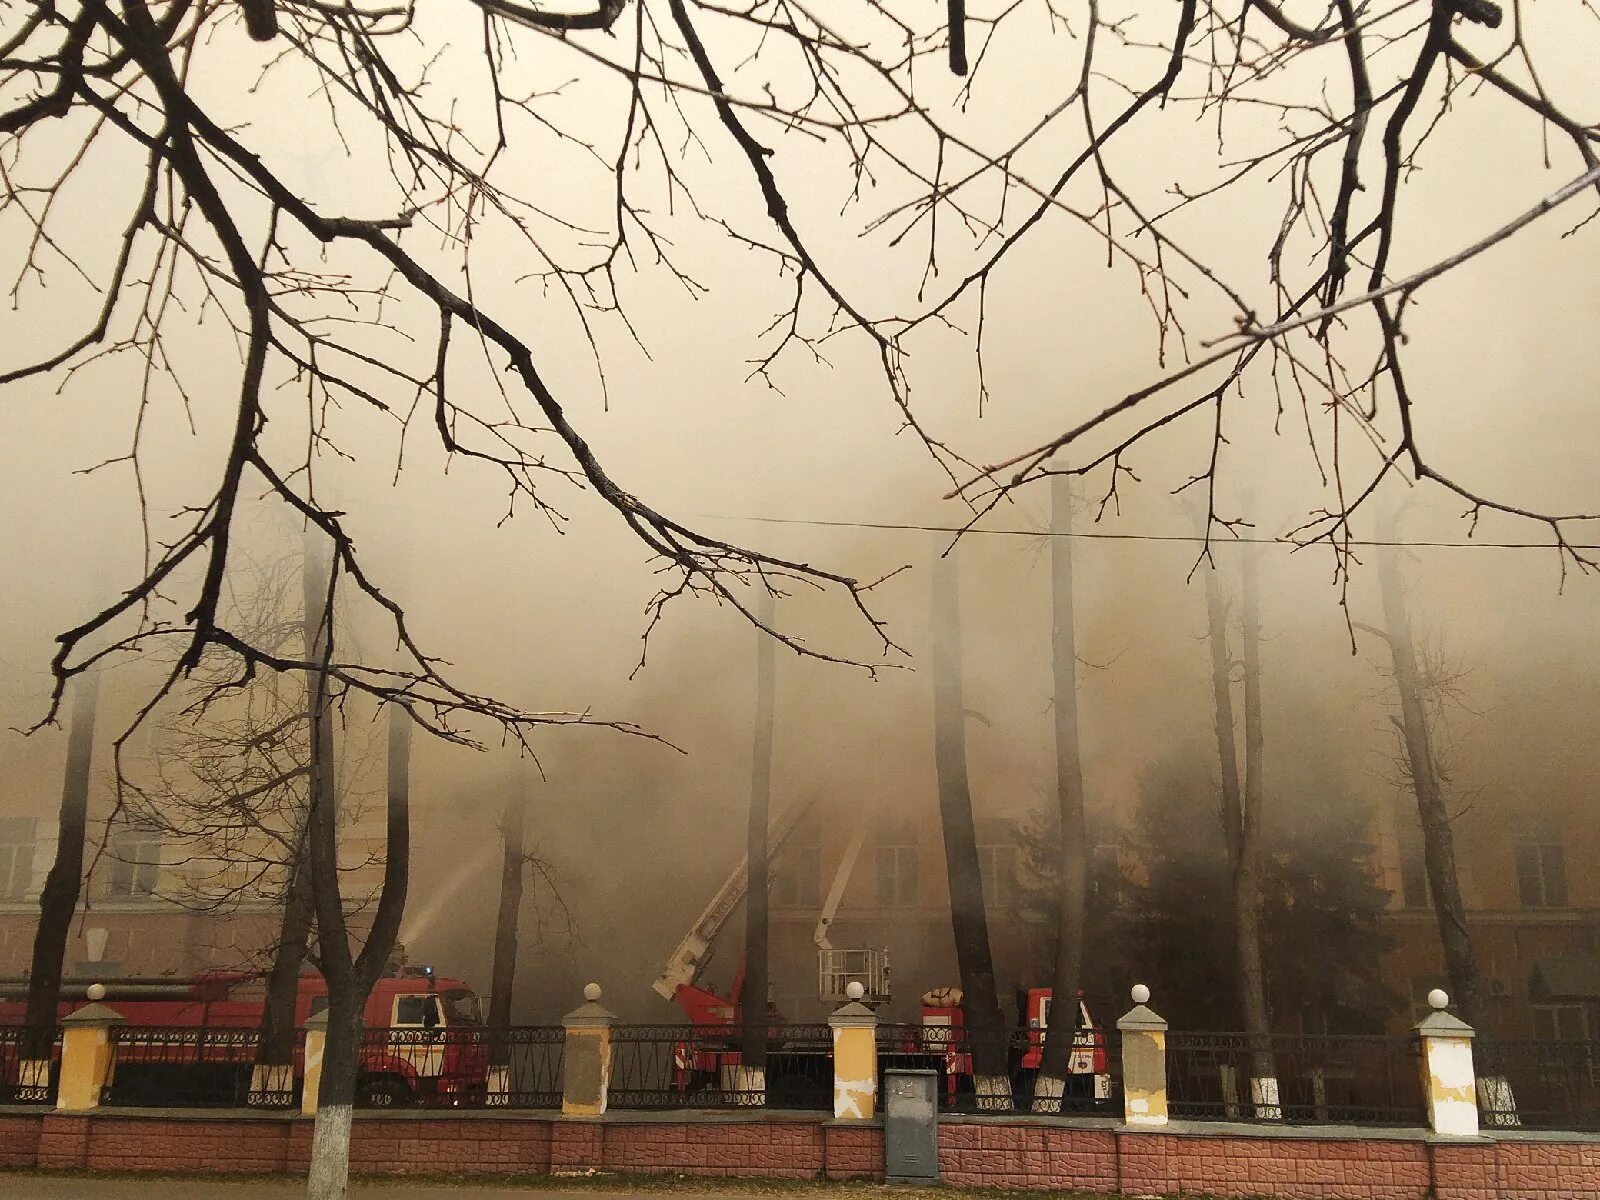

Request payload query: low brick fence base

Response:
[1,1108,1596,1199]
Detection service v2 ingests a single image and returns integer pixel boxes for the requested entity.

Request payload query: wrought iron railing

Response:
[1165,1031,1425,1125]
[102,1026,298,1108]
[608,1024,833,1110]
[875,1022,1119,1115]
[487,1026,565,1108]
[1477,1040,1600,1130]
[0,1025,60,1105]
[354,1025,563,1109]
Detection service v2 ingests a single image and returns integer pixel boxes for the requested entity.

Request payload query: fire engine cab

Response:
[0,965,488,1107]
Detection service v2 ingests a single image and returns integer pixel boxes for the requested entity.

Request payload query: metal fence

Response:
[875,1023,1119,1115]
[102,1026,298,1108]
[608,1024,833,1110]
[1166,1031,1425,1125]
[351,1025,562,1109]
[1477,1040,1600,1130]
[488,1026,565,1108]
[356,1026,511,1108]
[0,1025,60,1105]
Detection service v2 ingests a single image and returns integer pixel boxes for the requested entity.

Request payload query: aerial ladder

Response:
[652,797,890,1025]
[813,820,890,1004]
[651,794,817,1025]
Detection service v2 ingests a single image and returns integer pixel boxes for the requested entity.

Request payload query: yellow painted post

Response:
[300,1010,328,1118]
[1416,989,1479,1137]
[561,983,615,1117]
[1117,984,1168,1128]
[829,982,879,1120]
[56,1003,124,1112]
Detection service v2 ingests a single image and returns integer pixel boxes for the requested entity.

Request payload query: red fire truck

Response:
[915,986,1111,1105]
[649,799,1110,1108]
[0,966,489,1107]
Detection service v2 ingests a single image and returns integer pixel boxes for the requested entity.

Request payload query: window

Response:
[441,990,481,1026]
[105,823,163,899]
[0,818,36,900]
[977,819,1019,910]
[1532,1003,1590,1043]
[875,819,919,907]
[1400,841,1430,908]
[1516,843,1568,908]
[393,994,442,1027]
[773,815,821,908]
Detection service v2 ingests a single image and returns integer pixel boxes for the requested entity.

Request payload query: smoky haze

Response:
[0,0,1595,1026]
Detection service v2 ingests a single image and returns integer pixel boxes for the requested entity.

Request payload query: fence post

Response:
[56,1003,123,1112]
[1416,989,1478,1137]
[1117,984,1168,1127]
[561,983,614,1117]
[300,1011,328,1118]
[829,981,879,1120]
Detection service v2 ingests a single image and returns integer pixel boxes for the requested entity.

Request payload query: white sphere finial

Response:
[845,981,866,1002]
[1130,983,1151,1005]
[86,983,107,1002]
[1427,988,1449,1011]
[583,982,602,1003]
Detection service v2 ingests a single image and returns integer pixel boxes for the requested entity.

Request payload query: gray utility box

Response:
[883,1068,939,1184]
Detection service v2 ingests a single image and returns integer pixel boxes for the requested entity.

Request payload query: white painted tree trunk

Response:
[721,1064,766,1107]
[1219,1063,1241,1118]
[1031,1072,1066,1114]
[306,1103,353,1200]
[1479,1074,1519,1127]
[974,1074,1012,1111]
[1250,1074,1282,1120]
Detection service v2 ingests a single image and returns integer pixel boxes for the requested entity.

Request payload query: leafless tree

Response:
[21,672,99,1061]
[286,539,423,1198]
[740,590,775,1083]
[1202,529,1279,1117]
[941,2,1599,600]
[6,0,1597,1188]
[929,540,1007,1101]
[1034,475,1088,1111]
[1358,510,1514,1115]
[486,774,528,1065]
[485,765,574,1057]
[125,533,379,1086]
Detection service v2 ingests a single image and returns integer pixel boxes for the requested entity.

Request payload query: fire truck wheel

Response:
[358,1076,411,1107]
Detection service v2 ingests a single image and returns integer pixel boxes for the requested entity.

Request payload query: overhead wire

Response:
[697,512,1600,551]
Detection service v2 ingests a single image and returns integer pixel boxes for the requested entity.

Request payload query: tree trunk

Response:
[1203,549,1277,1117]
[255,850,314,1082]
[305,988,363,1200]
[302,544,411,1200]
[487,774,527,1071]
[741,591,776,1082]
[1035,477,1088,1110]
[930,541,1007,1099]
[1236,537,1279,1116]
[1375,527,1490,1039]
[23,672,99,1059]
[258,537,335,1085]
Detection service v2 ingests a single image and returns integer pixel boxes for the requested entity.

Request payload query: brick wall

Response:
[0,1111,44,1168]
[939,1122,1120,1190]
[1116,1131,1432,1200]
[1,1108,1596,1199]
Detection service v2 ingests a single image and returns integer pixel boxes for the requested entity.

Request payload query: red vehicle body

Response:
[0,968,489,1107]
[666,962,790,1092]
[913,988,1111,1103]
